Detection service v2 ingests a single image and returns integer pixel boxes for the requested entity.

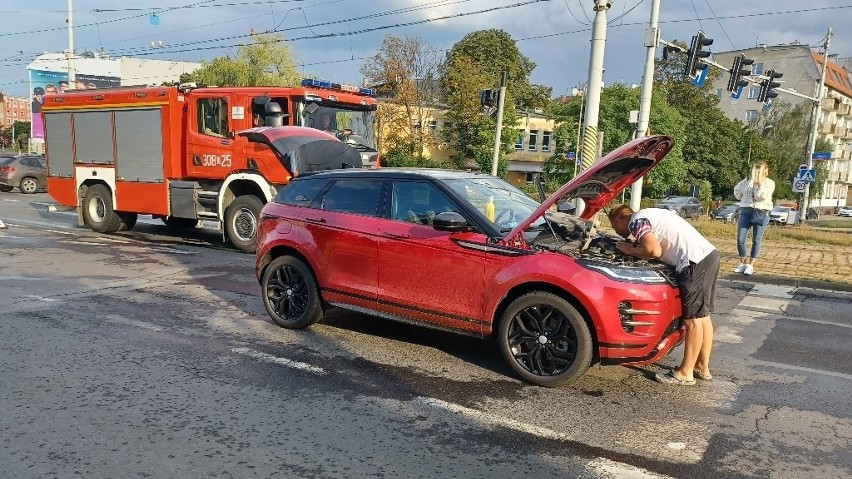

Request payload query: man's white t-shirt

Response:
[628,208,716,273]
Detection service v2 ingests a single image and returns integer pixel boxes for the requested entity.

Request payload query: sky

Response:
[0,0,849,99]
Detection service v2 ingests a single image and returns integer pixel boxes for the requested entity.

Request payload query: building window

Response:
[528,129,538,151]
[745,110,759,122]
[515,130,524,150]
[747,86,761,99]
[525,172,537,184]
[427,120,438,135]
[542,131,552,152]
[753,63,764,75]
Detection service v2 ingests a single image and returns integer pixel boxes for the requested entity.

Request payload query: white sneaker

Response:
[733,263,747,273]
[743,264,754,275]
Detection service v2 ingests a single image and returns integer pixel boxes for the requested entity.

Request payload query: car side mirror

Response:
[433,212,469,232]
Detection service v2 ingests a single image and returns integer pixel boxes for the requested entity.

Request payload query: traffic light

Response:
[684,31,713,78]
[480,89,498,108]
[726,54,754,92]
[757,68,783,103]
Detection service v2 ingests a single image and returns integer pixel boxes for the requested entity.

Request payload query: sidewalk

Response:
[711,235,852,292]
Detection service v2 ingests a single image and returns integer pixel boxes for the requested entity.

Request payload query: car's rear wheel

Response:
[261,256,323,329]
[19,177,39,194]
[498,292,593,387]
[678,208,687,218]
[0,185,12,192]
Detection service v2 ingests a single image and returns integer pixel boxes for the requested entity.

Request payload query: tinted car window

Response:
[320,179,382,217]
[274,177,328,206]
[0,157,14,166]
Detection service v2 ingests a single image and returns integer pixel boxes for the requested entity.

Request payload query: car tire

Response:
[498,292,593,387]
[225,195,264,253]
[19,177,39,194]
[261,255,323,330]
[82,184,127,233]
[678,208,687,218]
[0,185,13,192]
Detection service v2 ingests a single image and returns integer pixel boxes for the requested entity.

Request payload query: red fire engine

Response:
[43,79,379,252]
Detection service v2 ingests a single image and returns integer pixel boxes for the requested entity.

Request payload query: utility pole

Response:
[577,0,611,215]
[68,0,76,82]
[490,71,508,176]
[629,0,660,211]
[801,28,832,222]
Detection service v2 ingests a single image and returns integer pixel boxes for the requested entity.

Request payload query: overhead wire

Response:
[703,0,735,50]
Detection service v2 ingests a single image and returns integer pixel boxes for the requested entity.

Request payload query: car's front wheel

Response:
[261,256,323,329]
[498,292,593,387]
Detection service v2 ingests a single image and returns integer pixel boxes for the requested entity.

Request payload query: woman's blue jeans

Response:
[737,207,770,259]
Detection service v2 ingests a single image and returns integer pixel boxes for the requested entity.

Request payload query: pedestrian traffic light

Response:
[684,31,713,78]
[757,68,783,103]
[726,54,754,92]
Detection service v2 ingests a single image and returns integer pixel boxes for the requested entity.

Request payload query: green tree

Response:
[183,33,300,87]
[756,101,812,199]
[439,29,549,171]
[362,35,441,163]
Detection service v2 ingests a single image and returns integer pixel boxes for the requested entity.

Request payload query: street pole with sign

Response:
[801,28,832,222]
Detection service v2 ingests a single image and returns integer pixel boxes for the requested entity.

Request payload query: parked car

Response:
[255,135,686,387]
[654,195,702,218]
[806,208,819,220]
[769,206,793,224]
[838,205,852,217]
[710,204,740,222]
[0,155,46,194]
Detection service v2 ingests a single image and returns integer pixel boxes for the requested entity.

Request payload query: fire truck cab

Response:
[43,79,378,252]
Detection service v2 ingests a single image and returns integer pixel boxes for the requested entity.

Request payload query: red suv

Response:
[255,135,684,386]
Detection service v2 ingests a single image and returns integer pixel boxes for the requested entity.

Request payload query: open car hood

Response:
[504,135,674,240]
[239,126,362,175]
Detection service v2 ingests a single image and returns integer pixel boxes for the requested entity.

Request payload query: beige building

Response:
[377,101,557,188]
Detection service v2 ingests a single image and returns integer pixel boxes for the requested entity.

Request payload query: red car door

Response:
[303,178,382,310]
[377,180,488,335]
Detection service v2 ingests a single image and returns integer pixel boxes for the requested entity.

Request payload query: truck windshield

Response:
[298,102,376,149]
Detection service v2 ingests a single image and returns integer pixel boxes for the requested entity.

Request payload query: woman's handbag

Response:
[750,208,768,225]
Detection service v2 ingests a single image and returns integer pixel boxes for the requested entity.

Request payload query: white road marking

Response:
[748,359,852,381]
[105,315,165,331]
[231,347,327,375]
[580,458,674,479]
[414,396,572,441]
[24,295,58,302]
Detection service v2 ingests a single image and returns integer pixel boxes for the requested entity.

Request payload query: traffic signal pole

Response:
[629,0,660,211]
[577,0,611,216]
[801,28,832,222]
[490,71,508,176]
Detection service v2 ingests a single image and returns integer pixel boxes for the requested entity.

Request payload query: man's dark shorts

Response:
[676,249,720,320]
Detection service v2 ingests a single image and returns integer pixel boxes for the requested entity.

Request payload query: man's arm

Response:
[616,232,662,260]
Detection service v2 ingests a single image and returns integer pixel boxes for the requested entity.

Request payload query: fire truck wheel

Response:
[82,184,125,233]
[117,213,138,231]
[225,195,264,253]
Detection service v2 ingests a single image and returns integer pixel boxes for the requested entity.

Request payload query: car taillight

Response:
[0,166,15,172]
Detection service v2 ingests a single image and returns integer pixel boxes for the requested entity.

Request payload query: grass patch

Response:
[811,219,852,229]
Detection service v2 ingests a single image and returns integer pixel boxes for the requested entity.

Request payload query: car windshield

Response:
[297,102,376,149]
[443,177,542,232]
[660,196,688,204]
[772,207,790,212]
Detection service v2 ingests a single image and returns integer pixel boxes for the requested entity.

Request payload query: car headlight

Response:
[577,259,668,284]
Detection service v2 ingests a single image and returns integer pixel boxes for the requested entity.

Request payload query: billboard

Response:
[29,69,120,139]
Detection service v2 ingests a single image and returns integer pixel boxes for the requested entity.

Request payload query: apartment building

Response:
[1,95,32,128]
[710,44,852,208]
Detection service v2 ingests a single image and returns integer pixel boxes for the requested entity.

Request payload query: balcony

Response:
[820,123,836,134]
[822,98,840,111]
[838,103,852,117]
[840,127,852,139]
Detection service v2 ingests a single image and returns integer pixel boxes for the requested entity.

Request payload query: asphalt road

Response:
[1,193,850,478]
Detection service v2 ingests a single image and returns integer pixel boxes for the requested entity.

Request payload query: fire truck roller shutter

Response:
[115,108,165,182]
[44,112,73,177]
[73,111,115,165]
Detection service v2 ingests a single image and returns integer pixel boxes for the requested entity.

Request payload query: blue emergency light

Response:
[301,78,375,97]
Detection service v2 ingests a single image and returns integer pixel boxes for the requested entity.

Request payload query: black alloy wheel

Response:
[498,292,593,387]
[261,256,322,329]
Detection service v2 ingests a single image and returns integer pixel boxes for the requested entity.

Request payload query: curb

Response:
[718,272,852,297]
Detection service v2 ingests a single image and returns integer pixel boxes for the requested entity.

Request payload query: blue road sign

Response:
[691,67,708,87]
[566,152,576,159]
[731,85,743,99]
[812,151,831,159]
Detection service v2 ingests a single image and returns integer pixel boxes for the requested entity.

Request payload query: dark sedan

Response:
[710,204,740,223]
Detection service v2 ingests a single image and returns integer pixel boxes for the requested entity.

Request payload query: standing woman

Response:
[733,161,775,275]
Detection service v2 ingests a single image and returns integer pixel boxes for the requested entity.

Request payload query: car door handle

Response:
[304,217,326,224]
[383,232,410,239]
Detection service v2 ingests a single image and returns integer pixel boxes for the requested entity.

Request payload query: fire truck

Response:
[43,79,379,252]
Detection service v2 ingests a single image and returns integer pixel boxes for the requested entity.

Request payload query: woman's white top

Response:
[734,177,775,211]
